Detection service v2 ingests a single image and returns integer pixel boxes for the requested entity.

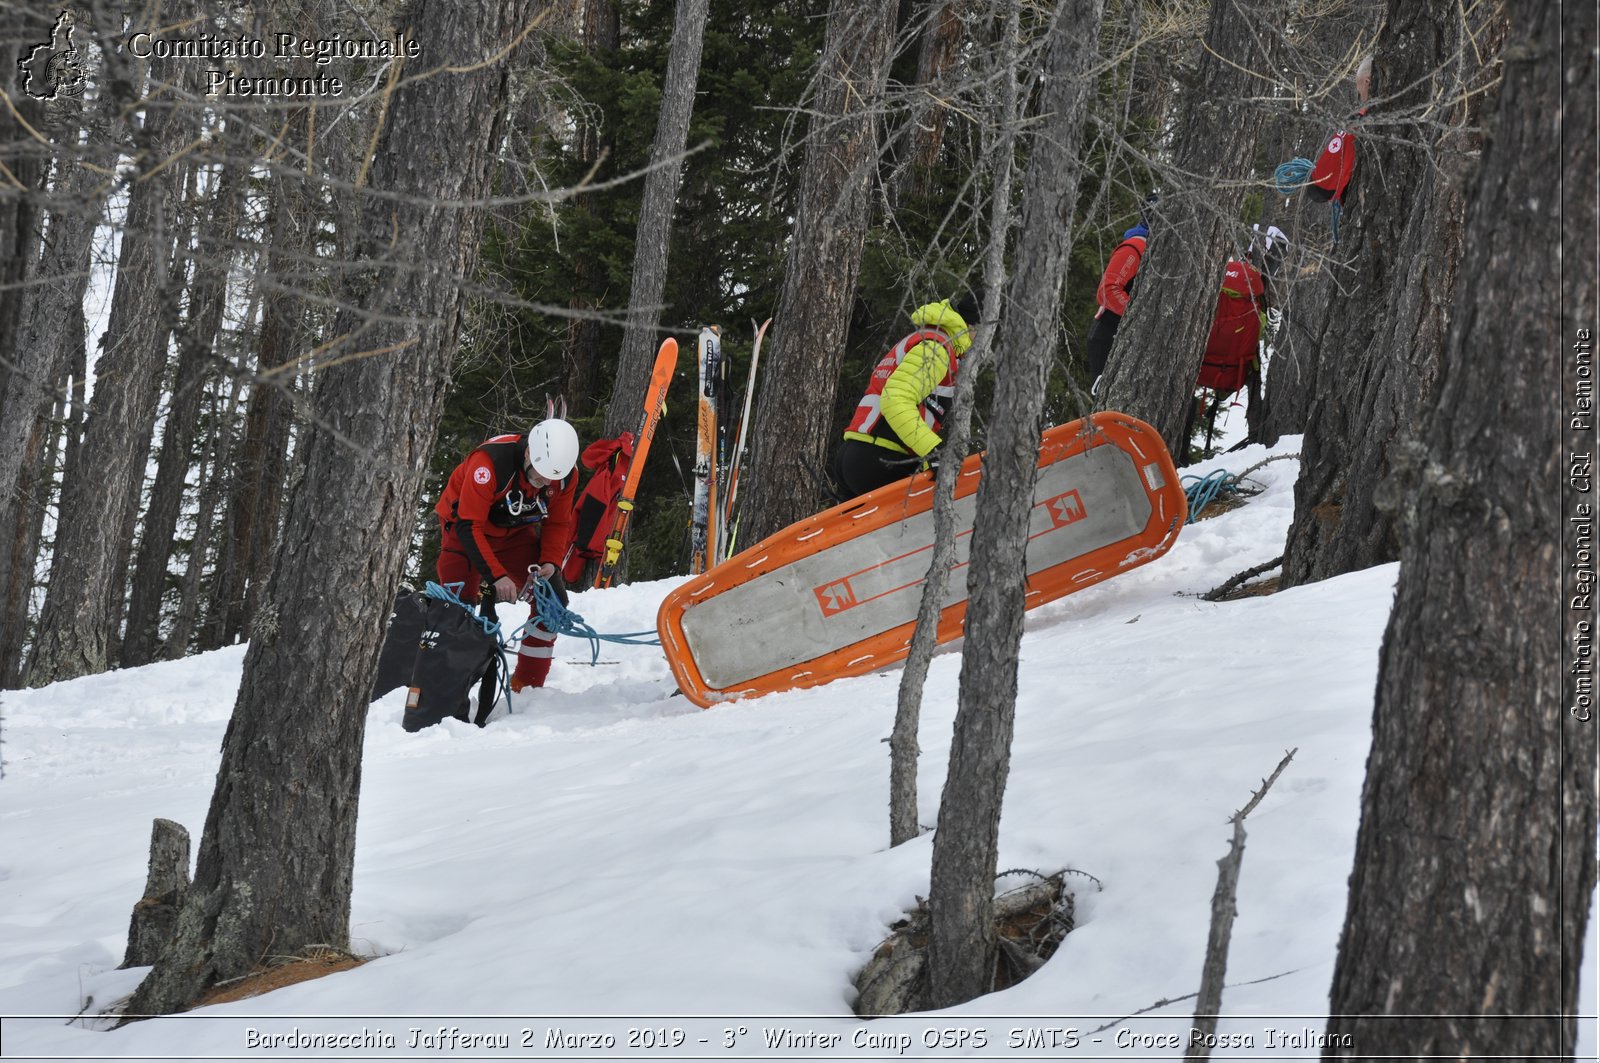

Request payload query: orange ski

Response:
[594,337,679,589]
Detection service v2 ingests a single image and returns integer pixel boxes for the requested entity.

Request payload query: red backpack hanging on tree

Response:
[1307,127,1357,203]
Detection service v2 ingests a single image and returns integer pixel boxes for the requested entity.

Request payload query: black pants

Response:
[1086,311,1121,379]
[835,438,919,499]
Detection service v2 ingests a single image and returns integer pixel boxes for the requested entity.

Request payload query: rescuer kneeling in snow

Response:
[835,293,979,498]
[434,418,580,693]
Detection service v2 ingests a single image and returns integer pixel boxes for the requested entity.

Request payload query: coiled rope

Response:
[1274,157,1313,197]
[1182,470,1239,523]
[1274,157,1343,244]
[1182,453,1301,524]
[512,575,661,666]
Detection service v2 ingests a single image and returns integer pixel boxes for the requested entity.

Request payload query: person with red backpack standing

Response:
[434,417,580,693]
[1182,241,1279,461]
[835,293,979,498]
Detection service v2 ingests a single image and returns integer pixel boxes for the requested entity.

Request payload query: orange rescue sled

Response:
[657,412,1187,708]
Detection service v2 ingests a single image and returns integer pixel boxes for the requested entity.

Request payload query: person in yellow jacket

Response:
[835,294,978,498]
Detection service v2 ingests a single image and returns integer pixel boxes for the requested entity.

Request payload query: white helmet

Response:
[526,418,579,481]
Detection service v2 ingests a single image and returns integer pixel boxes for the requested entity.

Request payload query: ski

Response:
[719,316,771,562]
[594,337,680,589]
[689,325,722,574]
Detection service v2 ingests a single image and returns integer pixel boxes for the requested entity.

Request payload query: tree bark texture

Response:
[1323,3,1595,1054]
[120,818,191,969]
[121,152,248,667]
[0,17,48,408]
[562,0,619,419]
[203,117,320,651]
[165,371,248,660]
[125,0,536,1016]
[599,0,709,440]
[1097,0,1283,459]
[925,0,1102,1011]
[1254,0,1383,446]
[888,1,966,209]
[890,0,1018,850]
[0,49,134,687]
[735,0,901,548]
[1280,0,1502,588]
[28,30,193,685]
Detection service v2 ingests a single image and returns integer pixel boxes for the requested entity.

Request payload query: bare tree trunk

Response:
[888,0,966,209]
[1280,0,1502,588]
[0,14,48,406]
[166,370,248,660]
[1254,0,1383,447]
[890,0,1019,849]
[121,154,248,667]
[28,26,195,685]
[1097,0,1283,458]
[0,44,128,686]
[127,0,537,1016]
[563,0,619,419]
[1324,4,1594,1053]
[599,0,708,441]
[735,0,901,547]
[925,0,1102,1010]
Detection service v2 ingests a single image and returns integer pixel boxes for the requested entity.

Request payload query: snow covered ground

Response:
[1,436,1594,1061]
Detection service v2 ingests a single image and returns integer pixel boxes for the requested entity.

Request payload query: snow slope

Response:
[1,437,1594,1061]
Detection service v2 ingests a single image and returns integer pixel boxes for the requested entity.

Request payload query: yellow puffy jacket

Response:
[842,300,975,458]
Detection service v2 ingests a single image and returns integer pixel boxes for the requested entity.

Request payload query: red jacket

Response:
[1095,234,1146,317]
[435,434,577,583]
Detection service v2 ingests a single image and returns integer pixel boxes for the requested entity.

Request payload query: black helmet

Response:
[952,287,983,324]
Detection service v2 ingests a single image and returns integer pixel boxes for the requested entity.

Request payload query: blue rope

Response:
[1274,158,1313,197]
[422,581,512,713]
[1182,470,1238,524]
[1276,156,1344,242]
[509,576,661,666]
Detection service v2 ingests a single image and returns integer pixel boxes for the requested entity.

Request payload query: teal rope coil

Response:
[513,576,661,666]
[1275,158,1313,197]
[1182,470,1238,524]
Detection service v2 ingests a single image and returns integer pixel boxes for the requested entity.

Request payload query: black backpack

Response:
[372,591,428,701]
[373,591,503,732]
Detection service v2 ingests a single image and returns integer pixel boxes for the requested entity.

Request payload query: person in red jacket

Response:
[434,418,580,692]
[1086,221,1148,382]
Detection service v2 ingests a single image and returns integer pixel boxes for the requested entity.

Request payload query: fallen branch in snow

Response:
[1085,965,1310,1035]
[1186,748,1297,1061]
[1232,452,1299,481]
[1202,554,1284,602]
